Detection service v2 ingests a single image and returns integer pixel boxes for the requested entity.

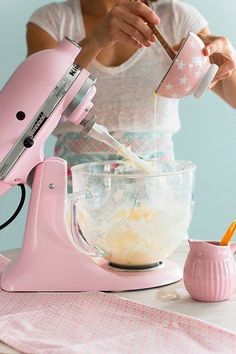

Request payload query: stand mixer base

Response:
[1,256,182,292]
[0,158,182,292]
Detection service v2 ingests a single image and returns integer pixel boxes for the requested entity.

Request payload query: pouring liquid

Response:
[154,92,158,166]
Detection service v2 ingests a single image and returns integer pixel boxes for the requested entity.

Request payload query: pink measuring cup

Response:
[183,240,236,302]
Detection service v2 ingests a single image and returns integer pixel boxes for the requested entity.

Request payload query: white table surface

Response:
[1,242,236,354]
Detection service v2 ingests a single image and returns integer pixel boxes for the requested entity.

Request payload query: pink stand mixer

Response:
[0,38,183,291]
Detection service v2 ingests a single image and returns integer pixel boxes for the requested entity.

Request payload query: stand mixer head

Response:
[0,37,96,196]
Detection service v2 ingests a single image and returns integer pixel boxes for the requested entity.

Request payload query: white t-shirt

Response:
[28,0,207,137]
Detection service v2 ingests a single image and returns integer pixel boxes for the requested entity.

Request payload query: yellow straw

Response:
[220,221,236,246]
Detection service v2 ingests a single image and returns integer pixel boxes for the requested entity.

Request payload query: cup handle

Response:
[230,242,236,254]
[67,190,106,257]
[193,64,218,99]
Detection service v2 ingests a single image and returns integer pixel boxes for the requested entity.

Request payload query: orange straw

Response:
[220,221,236,246]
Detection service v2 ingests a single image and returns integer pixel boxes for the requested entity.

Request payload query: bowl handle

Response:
[67,190,107,257]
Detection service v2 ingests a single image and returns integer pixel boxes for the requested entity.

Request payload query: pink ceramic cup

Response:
[183,240,236,302]
[156,32,218,99]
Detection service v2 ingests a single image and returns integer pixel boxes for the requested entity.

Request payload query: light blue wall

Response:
[0,0,235,250]
[0,0,60,250]
[174,0,236,242]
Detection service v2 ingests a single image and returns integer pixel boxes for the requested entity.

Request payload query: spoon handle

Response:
[139,0,176,60]
[220,221,236,246]
[147,22,176,60]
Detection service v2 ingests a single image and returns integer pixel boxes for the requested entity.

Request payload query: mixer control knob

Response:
[23,137,34,148]
[16,111,26,120]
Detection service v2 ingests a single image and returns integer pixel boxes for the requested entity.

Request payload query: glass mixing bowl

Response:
[68,160,196,270]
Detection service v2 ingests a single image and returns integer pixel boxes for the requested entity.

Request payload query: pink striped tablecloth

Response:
[0,255,235,354]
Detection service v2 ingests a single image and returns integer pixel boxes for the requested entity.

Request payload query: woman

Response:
[27,0,236,168]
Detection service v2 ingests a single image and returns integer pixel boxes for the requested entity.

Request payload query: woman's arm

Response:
[198,28,236,109]
[27,1,160,68]
[26,23,102,68]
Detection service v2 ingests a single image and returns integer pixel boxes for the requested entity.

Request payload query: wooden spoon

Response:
[135,0,176,60]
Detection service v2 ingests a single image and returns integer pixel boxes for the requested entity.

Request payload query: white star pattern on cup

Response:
[177,61,186,71]
[185,86,192,92]
[157,33,211,98]
[192,56,203,67]
[165,83,174,90]
[179,76,188,85]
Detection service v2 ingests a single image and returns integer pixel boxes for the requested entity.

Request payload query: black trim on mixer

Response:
[109,261,162,271]
[0,184,26,230]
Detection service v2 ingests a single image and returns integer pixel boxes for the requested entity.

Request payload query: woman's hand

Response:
[198,33,236,88]
[87,0,160,51]
[173,30,236,107]
[173,31,236,88]
[27,0,160,68]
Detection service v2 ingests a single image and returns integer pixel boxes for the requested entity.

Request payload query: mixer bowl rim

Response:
[71,160,196,179]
